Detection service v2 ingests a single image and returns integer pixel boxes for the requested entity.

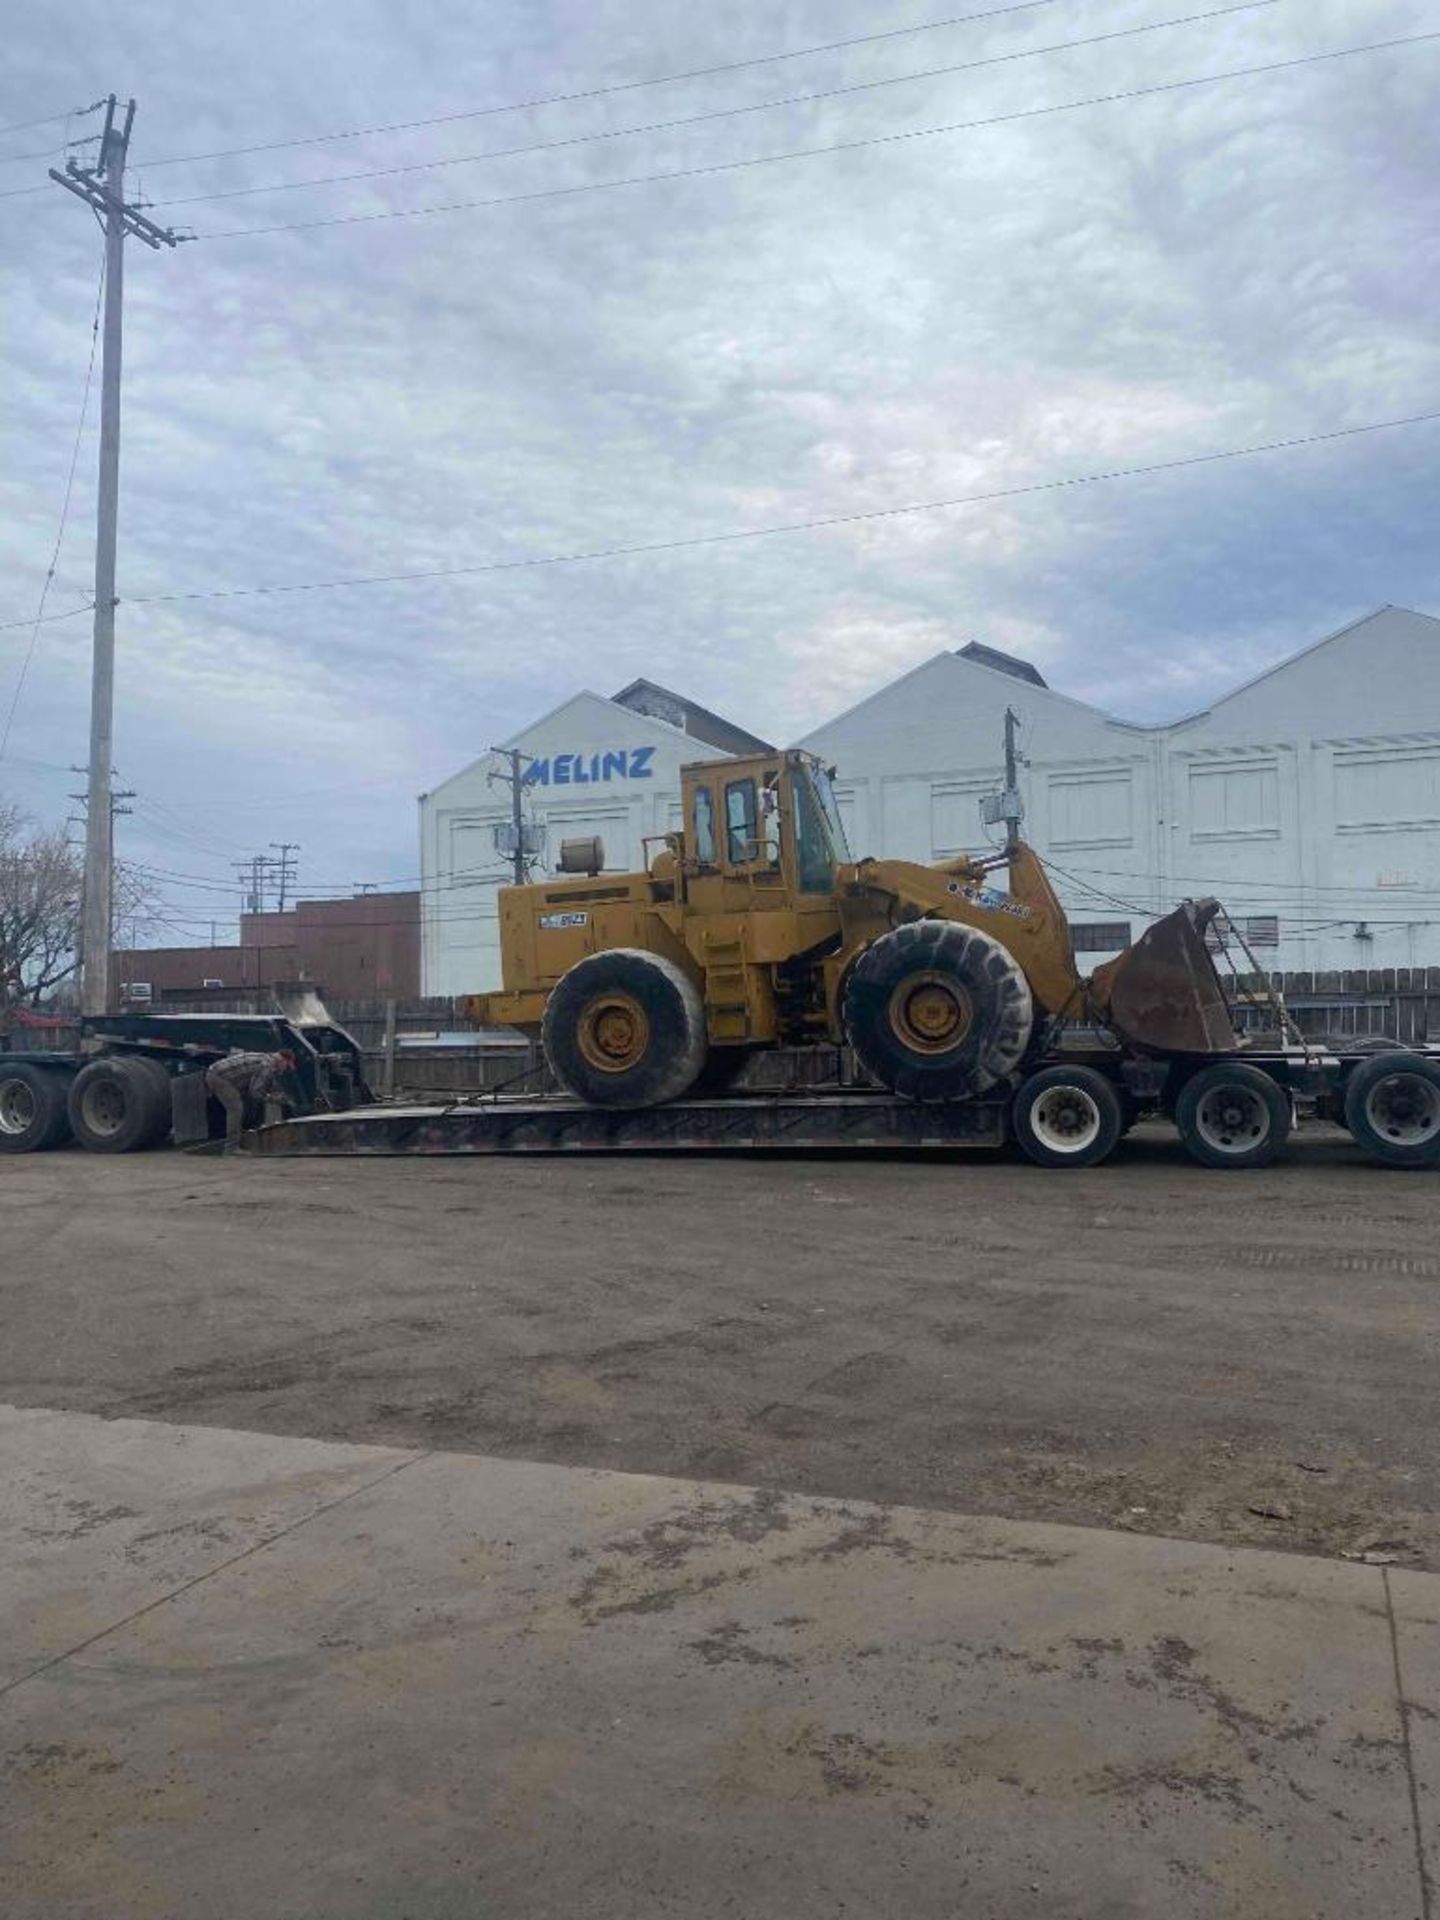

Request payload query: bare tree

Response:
[0,801,158,1008]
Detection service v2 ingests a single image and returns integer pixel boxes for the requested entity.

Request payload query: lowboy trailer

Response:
[236,1040,1440,1171]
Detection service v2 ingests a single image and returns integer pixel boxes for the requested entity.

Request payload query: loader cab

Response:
[681,750,851,901]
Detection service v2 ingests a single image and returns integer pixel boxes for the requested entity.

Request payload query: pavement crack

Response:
[1383,1565,1435,1920]
[0,1449,430,1702]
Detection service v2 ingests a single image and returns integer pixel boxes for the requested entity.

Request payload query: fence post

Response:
[382,998,397,1098]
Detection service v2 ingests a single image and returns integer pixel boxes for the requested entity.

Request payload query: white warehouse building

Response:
[421,606,1440,995]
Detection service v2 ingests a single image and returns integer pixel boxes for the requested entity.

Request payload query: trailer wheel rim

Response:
[0,1079,37,1136]
[576,992,651,1074]
[1363,1070,1440,1147]
[1030,1084,1103,1155]
[887,971,972,1055]
[79,1076,127,1138]
[1194,1083,1269,1154]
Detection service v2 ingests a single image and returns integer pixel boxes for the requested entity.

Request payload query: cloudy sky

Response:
[1,0,1436,939]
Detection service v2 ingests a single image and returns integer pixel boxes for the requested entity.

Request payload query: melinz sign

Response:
[522,747,655,787]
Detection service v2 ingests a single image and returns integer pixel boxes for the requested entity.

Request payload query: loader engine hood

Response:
[1090,899,1240,1056]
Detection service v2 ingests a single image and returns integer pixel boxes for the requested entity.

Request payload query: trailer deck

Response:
[237,1088,1010,1157]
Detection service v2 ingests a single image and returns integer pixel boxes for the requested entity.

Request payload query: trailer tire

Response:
[1175,1062,1290,1170]
[0,1063,73,1153]
[543,949,706,1108]
[1343,1052,1440,1168]
[844,919,1033,1103]
[1012,1065,1124,1169]
[67,1054,175,1153]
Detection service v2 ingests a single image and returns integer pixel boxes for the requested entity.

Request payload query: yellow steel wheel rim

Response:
[888,970,972,1056]
[577,992,650,1074]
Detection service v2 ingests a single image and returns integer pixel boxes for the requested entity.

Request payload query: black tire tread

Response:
[543,948,706,1109]
[1012,1064,1124,1170]
[1343,1051,1440,1168]
[843,919,1033,1103]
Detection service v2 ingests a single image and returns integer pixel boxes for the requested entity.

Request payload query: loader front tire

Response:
[543,949,706,1109]
[844,920,1033,1103]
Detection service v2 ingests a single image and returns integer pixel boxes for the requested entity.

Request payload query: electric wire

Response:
[0,249,105,765]
[196,29,1440,241]
[0,100,105,139]
[151,1,1278,210]
[116,405,1440,611]
[132,0,1071,174]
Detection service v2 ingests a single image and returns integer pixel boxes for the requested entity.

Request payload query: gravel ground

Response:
[2,1123,1436,1567]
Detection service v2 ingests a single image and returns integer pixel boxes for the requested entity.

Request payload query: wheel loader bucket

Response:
[1090,900,1240,1056]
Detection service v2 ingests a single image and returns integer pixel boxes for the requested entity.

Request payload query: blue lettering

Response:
[553,753,573,785]
[522,758,549,786]
[573,754,590,784]
[601,750,627,782]
[629,745,655,780]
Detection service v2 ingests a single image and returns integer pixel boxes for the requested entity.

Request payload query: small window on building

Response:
[1244,915,1279,948]
[1071,921,1131,953]
[692,786,716,864]
[725,779,758,865]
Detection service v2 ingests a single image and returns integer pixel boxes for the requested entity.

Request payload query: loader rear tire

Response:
[843,919,1033,1103]
[543,949,706,1109]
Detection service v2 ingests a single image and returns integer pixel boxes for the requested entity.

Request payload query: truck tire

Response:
[67,1054,175,1153]
[1343,1052,1440,1168]
[843,920,1033,1103]
[1175,1062,1290,1170]
[0,1062,73,1154]
[543,949,706,1108]
[1012,1065,1123,1169]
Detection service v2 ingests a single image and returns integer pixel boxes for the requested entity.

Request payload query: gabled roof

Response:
[612,678,774,756]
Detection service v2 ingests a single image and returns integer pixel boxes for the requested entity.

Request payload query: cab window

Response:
[724,779,758,864]
[692,785,716,864]
[793,770,834,893]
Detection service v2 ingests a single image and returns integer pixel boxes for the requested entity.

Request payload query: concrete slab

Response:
[1388,1568,1440,1913]
[1,1407,1433,1920]
[0,1404,414,1687]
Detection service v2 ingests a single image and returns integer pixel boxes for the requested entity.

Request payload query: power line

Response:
[116,405,1440,611]
[0,100,105,139]
[152,1,1278,210]
[0,249,105,765]
[0,602,95,636]
[197,29,1440,241]
[132,0,1070,175]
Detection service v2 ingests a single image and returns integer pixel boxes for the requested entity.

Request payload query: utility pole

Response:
[489,748,537,886]
[51,98,184,1014]
[1002,707,1022,857]
[269,842,300,912]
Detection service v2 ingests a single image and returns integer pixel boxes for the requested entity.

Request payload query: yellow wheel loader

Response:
[462,748,1239,1146]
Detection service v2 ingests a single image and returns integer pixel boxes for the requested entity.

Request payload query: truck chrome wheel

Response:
[0,1077,38,1136]
[1175,1063,1290,1170]
[1360,1069,1440,1149]
[887,971,972,1055]
[1192,1085,1268,1155]
[576,992,650,1074]
[1029,1084,1103,1155]
[1011,1066,1124,1169]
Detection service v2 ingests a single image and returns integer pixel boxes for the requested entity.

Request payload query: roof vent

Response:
[956,641,1047,688]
